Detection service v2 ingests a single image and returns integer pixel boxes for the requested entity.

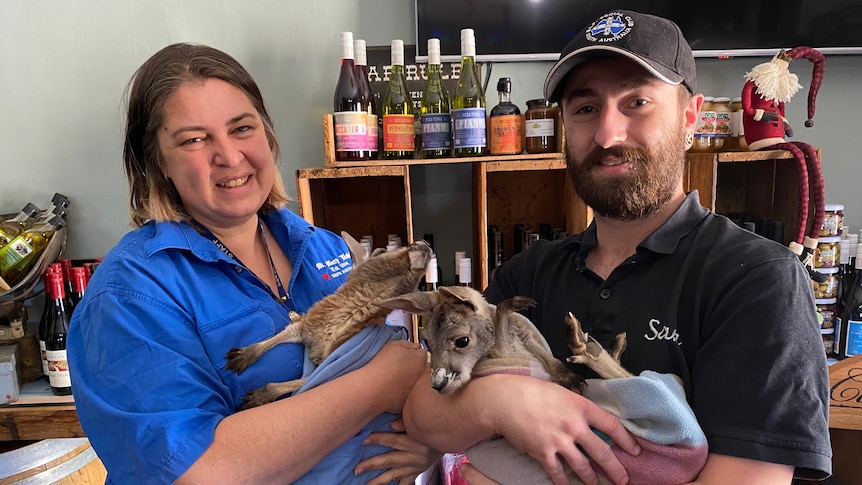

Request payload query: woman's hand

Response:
[356,418,443,485]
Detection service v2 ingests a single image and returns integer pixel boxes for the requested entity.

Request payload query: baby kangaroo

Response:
[379,286,631,396]
[224,232,432,409]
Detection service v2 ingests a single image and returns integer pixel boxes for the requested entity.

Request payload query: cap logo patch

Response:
[586,12,634,44]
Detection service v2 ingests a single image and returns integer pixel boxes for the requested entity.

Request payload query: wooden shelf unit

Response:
[300,115,814,290]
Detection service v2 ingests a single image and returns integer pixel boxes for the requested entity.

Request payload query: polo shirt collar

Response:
[559,190,708,258]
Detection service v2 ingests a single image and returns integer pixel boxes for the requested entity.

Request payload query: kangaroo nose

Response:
[430,369,449,391]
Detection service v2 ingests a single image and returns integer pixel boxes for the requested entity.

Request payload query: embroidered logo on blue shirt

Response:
[315,251,352,280]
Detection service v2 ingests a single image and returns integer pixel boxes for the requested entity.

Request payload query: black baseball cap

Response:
[544,10,697,102]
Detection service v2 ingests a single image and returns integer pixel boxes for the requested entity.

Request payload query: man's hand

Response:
[357,418,442,485]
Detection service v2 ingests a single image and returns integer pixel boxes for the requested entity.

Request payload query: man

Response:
[404,9,832,485]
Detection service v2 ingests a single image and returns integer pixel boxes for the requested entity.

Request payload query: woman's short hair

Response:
[123,43,288,228]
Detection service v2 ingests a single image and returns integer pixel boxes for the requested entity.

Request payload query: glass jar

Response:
[815,297,838,330]
[814,236,840,268]
[524,99,558,154]
[691,96,715,153]
[712,97,732,152]
[726,96,744,151]
[820,204,844,237]
[812,266,839,299]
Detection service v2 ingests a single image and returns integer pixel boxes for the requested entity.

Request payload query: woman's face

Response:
[157,78,275,231]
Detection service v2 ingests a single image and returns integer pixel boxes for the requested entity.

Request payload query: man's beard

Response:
[565,127,686,221]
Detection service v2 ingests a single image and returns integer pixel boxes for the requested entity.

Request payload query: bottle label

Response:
[383,114,415,151]
[366,114,378,152]
[421,113,452,150]
[845,319,862,356]
[0,228,14,246]
[526,118,555,137]
[333,111,368,151]
[695,111,716,137]
[46,349,72,387]
[489,114,523,155]
[0,235,34,273]
[453,108,487,149]
[714,112,731,138]
[39,340,49,375]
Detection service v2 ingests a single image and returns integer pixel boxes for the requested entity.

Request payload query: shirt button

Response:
[234,265,243,273]
[599,288,611,300]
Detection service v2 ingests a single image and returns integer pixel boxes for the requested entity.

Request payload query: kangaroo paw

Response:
[609,332,627,363]
[564,312,588,360]
[224,346,258,375]
[238,379,305,410]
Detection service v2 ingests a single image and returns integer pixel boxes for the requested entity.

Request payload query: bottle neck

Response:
[499,91,511,104]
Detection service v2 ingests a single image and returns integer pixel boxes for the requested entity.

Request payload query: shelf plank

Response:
[323,152,566,168]
[716,149,793,162]
[0,405,84,441]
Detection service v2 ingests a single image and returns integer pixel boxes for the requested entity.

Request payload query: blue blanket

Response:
[291,324,407,485]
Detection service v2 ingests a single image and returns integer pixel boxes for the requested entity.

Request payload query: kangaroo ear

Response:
[378,292,439,316]
[438,286,480,313]
[342,231,368,265]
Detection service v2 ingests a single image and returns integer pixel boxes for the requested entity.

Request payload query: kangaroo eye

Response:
[455,337,470,348]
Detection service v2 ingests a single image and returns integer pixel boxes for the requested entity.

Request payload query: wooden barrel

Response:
[0,438,106,484]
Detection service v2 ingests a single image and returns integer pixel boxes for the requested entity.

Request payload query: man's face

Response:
[559,57,700,220]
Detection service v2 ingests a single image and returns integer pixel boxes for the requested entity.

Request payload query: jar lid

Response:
[813,266,839,274]
[526,98,551,107]
[732,96,741,102]
[703,96,714,101]
[818,236,842,243]
[825,204,845,211]
[821,327,835,335]
[815,297,838,305]
[714,96,731,102]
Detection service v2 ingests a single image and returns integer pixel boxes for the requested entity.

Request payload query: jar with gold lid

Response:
[524,99,558,154]
[812,266,839,299]
[814,236,840,268]
[820,204,844,237]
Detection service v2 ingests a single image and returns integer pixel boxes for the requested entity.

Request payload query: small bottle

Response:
[46,272,72,395]
[424,257,440,292]
[354,38,379,160]
[452,28,487,157]
[458,257,473,288]
[421,233,444,284]
[0,203,40,248]
[691,96,715,153]
[333,31,369,162]
[382,39,415,159]
[488,77,523,155]
[420,38,452,158]
[525,99,558,154]
[454,250,466,286]
[727,97,744,151]
[711,97,732,152]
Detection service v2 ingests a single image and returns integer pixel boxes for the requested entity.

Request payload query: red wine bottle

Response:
[354,38,379,160]
[69,266,87,313]
[46,272,72,396]
[333,31,369,161]
[39,264,62,379]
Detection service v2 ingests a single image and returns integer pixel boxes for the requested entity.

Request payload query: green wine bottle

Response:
[420,38,452,158]
[452,28,486,157]
[382,39,415,159]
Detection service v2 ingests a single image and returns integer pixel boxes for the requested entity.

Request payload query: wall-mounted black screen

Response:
[415,0,862,62]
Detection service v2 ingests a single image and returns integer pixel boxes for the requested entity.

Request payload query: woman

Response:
[67,43,434,484]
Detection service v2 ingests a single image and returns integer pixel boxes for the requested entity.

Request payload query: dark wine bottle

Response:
[488,77,523,155]
[420,38,452,158]
[382,39,415,159]
[69,266,87,314]
[354,38,379,160]
[45,272,72,395]
[39,264,61,379]
[452,28,486,157]
[333,31,369,162]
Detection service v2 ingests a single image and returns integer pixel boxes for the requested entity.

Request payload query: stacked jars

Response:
[815,203,846,354]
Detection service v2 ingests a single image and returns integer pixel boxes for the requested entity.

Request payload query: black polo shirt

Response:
[484,191,832,479]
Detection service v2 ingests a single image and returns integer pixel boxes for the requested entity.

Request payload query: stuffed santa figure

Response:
[741,46,826,278]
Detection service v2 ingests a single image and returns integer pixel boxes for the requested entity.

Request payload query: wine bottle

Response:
[452,28,486,157]
[424,257,440,292]
[488,77,523,155]
[69,266,87,314]
[35,193,70,225]
[835,246,862,359]
[0,203,40,247]
[382,39,415,159]
[421,233,445,285]
[333,31,369,162]
[458,257,473,288]
[39,264,61,379]
[420,38,452,158]
[0,215,65,283]
[354,38,379,160]
[45,271,72,396]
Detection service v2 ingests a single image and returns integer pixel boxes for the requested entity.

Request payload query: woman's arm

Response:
[686,454,793,485]
[178,339,427,484]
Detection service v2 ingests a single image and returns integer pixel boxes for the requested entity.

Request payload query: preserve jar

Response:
[691,96,715,153]
[524,99,558,154]
[815,297,838,330]
[814,236,840,268]
[820,204,844,237]
[812,266,839,299]
[712,97,732,152]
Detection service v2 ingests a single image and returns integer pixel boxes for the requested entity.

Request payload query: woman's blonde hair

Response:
[123,43,288,228]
